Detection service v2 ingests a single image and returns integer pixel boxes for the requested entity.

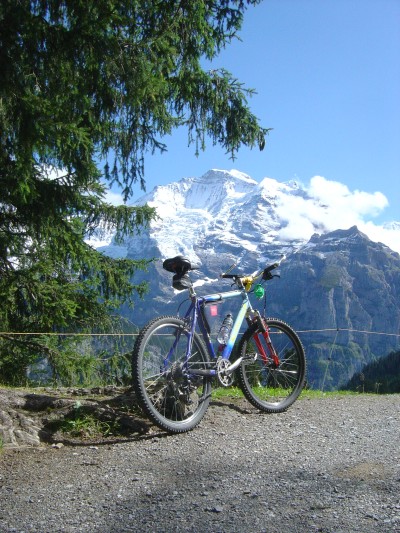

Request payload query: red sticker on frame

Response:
[209,305,218,317]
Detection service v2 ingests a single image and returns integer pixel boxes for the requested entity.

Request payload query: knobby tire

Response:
[132,316,211,433]
[236,318,306,413]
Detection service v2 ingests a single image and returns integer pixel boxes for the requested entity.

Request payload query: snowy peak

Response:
[184,169,257,211]
[95,169,399,264]
[127,169,302,262]
[115,169,297,276]
[134,169,258,215]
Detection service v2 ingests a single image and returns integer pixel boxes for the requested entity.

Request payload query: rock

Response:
[0,387,150,448]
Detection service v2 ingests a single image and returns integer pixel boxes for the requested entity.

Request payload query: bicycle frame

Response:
[175,283,280,380]
[187,288,249,358]
[133,253,305,433]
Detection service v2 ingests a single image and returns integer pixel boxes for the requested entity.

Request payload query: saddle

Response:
[162,255,194,291]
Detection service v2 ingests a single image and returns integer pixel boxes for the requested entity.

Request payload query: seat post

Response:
[189,285,197,298]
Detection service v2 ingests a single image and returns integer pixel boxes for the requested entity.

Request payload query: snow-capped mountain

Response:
[97,167,400,262]
[97,169,317,263]
[95,169,400,390]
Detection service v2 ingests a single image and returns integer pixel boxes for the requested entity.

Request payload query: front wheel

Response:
[236,318,306,413]
[132,316,211,433]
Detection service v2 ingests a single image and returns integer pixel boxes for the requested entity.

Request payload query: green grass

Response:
[52,411,119,439]
[211,386,359,400]
[47,401,122,439]
[211,386,244,400]
[59,414,118,438]
[299,388,359,399]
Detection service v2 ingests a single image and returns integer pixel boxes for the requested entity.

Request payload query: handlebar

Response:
[162,254,286,293]
[221,254,286,291]
[261,254,286,279]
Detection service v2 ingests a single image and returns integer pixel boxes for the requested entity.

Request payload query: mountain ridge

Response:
[95,170,400,390]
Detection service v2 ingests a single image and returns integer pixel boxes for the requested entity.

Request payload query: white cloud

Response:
[104,190,124,206]
[308,176,388,217]
[275,176,400,254]
[358,222,400,254]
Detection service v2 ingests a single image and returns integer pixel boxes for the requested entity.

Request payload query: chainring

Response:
[216,358,234,387]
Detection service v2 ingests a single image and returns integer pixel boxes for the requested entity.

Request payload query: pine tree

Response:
[0,0,268,384]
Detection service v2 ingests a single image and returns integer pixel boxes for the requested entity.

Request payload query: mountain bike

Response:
[132,254,306,433]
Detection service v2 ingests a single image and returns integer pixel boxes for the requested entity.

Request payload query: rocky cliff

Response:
[264,226,400,389]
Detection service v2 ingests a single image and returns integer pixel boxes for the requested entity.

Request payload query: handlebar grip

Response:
[262,255,286,279]
[264,262,279,273]
[222,255,286,281]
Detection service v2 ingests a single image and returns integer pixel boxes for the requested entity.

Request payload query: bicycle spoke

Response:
[237,319,306,412]
[132,316,211,433]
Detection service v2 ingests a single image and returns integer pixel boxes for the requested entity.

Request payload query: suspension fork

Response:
[251,315,280,367]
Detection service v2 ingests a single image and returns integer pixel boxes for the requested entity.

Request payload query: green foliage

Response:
[0,242,150,385]
[0,322,138,387]
[1,0,268,199]
[343,350,400,394]
[51,403,120,439]
[0,0,269,385]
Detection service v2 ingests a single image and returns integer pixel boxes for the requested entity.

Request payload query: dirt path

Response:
[1,392,399,532]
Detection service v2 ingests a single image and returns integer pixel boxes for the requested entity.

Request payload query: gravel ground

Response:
[0,394,399,533]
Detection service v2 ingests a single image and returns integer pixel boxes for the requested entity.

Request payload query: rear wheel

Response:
[237,318,306,412]
[132,316,211,433]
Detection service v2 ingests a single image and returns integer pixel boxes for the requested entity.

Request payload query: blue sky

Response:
[109,0,400,235]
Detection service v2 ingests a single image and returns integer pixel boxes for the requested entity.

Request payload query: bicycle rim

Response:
[132,316,211,433]
[237,318,306,413]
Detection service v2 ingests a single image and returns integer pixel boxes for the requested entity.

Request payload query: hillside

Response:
[94,170,400,390]
[344,350,400,393]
